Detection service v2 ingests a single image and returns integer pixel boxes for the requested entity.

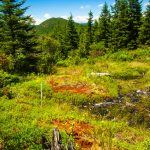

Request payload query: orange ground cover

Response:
[52,119,94,149]
[48,79,91,94]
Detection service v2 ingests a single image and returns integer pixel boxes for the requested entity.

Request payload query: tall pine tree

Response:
[128,0,142,49]
[138,1,150,45]
[98,2,111,47]
[93,20,99,43]
[79,29,89,57]
[65,14,79,57]
[0,0,37,73]
[111,0,129,49]
[87,10,93,47]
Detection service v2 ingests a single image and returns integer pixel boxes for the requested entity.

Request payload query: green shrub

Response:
[0,70,20,97]
[0,70,20,88]
[3,127,43,150]
[57,50,83,66]
[11,79,53,99]
[109,51,134,61]
[133,48,150,61]
[113,68,143,80]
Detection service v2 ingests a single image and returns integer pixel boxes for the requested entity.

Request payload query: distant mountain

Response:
[36,17,84,35]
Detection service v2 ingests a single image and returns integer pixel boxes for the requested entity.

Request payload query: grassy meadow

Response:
[0,47,150,149]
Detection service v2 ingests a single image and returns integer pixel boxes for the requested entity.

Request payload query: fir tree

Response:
[128,0,142,49]
[111,0,129,49]
[79,30,89,57]
[138,1,150,45]
[98,2,111,47]
[87,10,93,47]
[65,14,79,56]
[0,0,37,73]
[93,20,99,43]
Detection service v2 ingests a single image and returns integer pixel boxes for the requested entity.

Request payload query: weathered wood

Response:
[42,128,75,150]
[51,128,62,150]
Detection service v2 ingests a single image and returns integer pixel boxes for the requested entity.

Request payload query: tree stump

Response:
[51,128,62,150]
[42,128,75,150]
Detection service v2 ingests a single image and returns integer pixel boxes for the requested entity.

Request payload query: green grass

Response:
[1,47,150,149]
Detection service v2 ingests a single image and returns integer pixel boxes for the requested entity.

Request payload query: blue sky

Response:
[25,0,150,25]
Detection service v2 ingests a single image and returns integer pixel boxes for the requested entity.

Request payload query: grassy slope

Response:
[0,47,150,149]
[36,17,82,35]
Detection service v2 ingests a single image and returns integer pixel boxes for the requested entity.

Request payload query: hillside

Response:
[36,17,82,35]
[1,47,150,149]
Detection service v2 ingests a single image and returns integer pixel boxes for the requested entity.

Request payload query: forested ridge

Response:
[0,0,150,149]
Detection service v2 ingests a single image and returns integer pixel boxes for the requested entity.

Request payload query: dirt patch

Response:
[49,80,91,94]
[52,119,95,149]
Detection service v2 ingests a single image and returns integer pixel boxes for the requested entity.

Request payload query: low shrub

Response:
[0,70,20,88]
[112,68,144,80]
[89,42,107,58]
[109,51,134,61]
[10,79,53,99]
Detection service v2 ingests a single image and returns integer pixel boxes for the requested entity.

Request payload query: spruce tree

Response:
[93,20,99,43]
[79,30,89,57]
[138,1,150,45]
[65,14,79,56]
[128,0,142,49]
[0,0,37,73]
[87,10,93,46]
[111,0,129,49]
[98,2,111,47]
[0,12,3,47]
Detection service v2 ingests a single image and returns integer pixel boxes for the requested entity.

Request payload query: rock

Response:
[94,102,116,108]
[90,72,110,77]
[136,90,150,96]
[126,102,135,107]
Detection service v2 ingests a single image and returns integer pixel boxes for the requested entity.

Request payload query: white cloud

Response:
[61,15,68,19]
[98,3,104,8]
[31,15,43,25]
[144,2,150,6]
[74,16,88,23]
[94,16,99,20]
[31,13,51,25]
[74,15,99,23]
[80,5,91,9]
[34,18,43,25]
[80,6,84,9]
[44,13,51,19]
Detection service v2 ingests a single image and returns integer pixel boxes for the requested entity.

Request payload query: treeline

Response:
[52,0,150,54]
[0,0,150,74]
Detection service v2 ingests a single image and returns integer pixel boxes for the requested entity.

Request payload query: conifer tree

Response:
[87,10,93,47]
[98,2,111,47]
[0,13,3,45]
[79,30,89,57]
[93,20,99,43]
[0,0,37,73]
[111,0,129,49]
[127,0,142,49]
[138,1,150,45]
[65,14,79,56]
